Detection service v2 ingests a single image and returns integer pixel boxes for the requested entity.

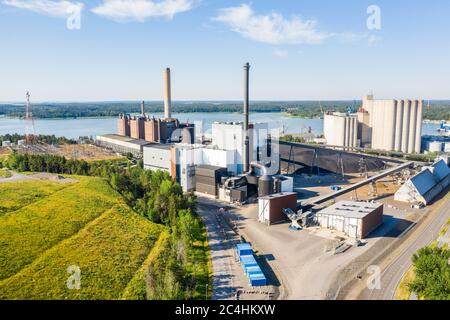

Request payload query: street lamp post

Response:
[206,284,208,300]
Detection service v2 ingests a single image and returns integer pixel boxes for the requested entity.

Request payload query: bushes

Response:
[408,246,450,300]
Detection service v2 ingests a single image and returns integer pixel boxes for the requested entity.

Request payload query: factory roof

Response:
[407,160,450,197]
[317,201,382,219]
[97,134,152,146]
[143,143,173,150]
[410,169,439,196]
[431,160,450,181]
[259,192,297,201]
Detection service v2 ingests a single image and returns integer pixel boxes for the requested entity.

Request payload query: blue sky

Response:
[0,0,449,102]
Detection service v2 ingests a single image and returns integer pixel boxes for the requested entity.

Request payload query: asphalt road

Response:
[362,195,450,300]
[196,198,244,300]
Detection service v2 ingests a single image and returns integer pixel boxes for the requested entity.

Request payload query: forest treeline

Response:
[1,152,209,300]
[0,134,77,145]
[1,101,448,120]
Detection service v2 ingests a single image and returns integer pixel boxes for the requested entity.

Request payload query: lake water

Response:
[0,112,440,139]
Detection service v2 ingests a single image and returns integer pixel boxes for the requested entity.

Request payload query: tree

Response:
[408,246,450,300]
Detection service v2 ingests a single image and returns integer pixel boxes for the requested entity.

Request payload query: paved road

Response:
[362,195,450,300]
[196,198,244,300]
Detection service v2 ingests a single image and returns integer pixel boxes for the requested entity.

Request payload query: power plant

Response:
[115,67,194,146]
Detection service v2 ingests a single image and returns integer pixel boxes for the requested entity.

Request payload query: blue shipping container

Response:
[240,255,257,265]
[245,266,262,276]
[236,243,253,257]
[249,274,267,287]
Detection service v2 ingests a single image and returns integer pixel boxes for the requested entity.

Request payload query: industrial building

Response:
[422,135,450,154]
[323,112,358,148]
[142,143,175,175]
[394,159,450,205]
[211,121,276,175]
[315,201,384,239]
[95,134,152,157]
[362,95,423,153]
[258,192,298,225]
[116,68,195,145]
[323,95,424,154]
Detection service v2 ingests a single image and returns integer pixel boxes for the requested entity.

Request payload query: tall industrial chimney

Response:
[140,100,145,116]
[163,68,172,119]
[243,63,250,174]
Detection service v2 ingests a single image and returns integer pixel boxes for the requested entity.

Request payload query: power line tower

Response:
[25,91,36,144]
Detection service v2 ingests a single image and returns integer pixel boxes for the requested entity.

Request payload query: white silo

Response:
[384,100,397,151]
[394,100,404,151]
[370,102,381,149]
[349,116,354,147]
[401,100,411,153]
[345,117,350,147]
[408,100,418,153]
[351,117,357,147]
[415,100,423,153]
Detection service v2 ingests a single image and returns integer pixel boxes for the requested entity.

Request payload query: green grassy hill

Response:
[0,177,165,300]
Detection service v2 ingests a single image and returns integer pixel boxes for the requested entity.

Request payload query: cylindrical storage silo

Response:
[408,100,418,153]
[371,102,382,149]
[352,117,358,147]
[401,100,411,153]
[384,100,397,151]
[394,100,404,151]
[415,100,423,154]
[344,117,350,147]
[258,175,274,197]
[348,116,354,148]
[336,116,346,146]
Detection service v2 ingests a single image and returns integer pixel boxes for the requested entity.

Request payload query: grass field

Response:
[0,176,165,299]
[394,266,416,300]
[0,180,68,215]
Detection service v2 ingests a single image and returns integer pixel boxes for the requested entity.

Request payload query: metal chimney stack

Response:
[140,100,145,116]
[163,67,172,119]
[243,63,250,174]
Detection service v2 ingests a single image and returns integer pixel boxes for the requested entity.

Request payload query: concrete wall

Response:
[143,145,173,173]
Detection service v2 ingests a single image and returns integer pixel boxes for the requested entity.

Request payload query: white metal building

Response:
[143,144,173,173]
[211,122,276,174]
[315,201,383,239]
[394,159,450,205]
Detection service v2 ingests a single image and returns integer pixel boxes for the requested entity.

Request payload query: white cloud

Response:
[273,48,289,59]
[91,0,195,22]
[2,0,83,18]
[213,4,331,45]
